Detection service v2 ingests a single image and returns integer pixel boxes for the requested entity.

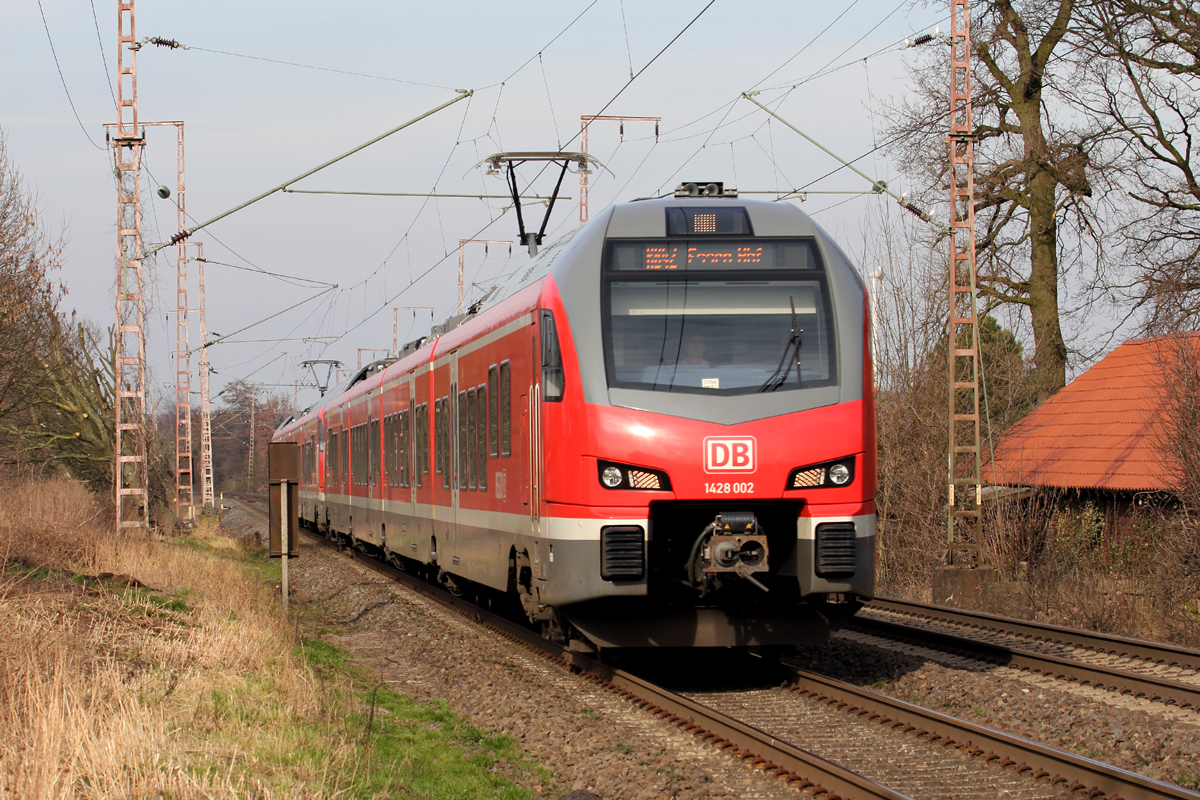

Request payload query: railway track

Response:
[224,494,1197,800]
[855,599,1200,712]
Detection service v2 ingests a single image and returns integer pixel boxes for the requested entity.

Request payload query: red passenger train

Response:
[273,187,876,649]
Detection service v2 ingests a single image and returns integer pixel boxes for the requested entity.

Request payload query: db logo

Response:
[704,437,756,473]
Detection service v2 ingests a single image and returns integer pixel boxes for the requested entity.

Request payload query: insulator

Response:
[900,201,931,222]
[655,122,659,140]
[912,33,935,46]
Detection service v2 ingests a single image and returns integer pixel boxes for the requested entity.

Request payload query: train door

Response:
[413,366,433,559]
[431,357,455,567]
[402,379,416,552]
[368,384,381,542]
[528,328,541,539]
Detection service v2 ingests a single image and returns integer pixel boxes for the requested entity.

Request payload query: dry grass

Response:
[0,477,348,798]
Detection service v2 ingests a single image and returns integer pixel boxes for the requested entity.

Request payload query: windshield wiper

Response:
[757,296,802,393]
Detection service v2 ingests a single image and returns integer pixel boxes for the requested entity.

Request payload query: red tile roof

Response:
[985,333,1200,492]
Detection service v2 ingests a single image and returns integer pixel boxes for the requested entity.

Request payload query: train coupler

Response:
[687,512,770,595]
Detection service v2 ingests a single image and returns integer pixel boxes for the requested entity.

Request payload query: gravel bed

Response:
[860,606,1200,686]
[687,687,1073,800]
[222,505,811,799]
[789,630,1200,791]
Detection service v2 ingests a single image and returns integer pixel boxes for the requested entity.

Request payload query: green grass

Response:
[286,637,545,799]
[1178,773,1199,790]
[351,686,536,798]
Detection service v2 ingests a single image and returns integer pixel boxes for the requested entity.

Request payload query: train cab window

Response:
[467,388,477,490]
[487,366,499,458]
[499,361,511,456]
[541,310,564,402]
[457,391,469,491]
[602,239,837,395]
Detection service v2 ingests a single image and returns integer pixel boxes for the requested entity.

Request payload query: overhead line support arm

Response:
[145,90,473,256]
[741,92,948,232]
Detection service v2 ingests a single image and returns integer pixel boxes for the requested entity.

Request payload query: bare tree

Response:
[6,316,115,491]
[1071,0,1200,331]
[883,0,1105,401]
[0,131,64,434]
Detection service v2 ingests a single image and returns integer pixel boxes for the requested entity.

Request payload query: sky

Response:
[3,0,949,413]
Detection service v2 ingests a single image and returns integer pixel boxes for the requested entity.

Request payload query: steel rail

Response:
[784,667,1200,800]
[849,614,1200,710]
[869,598,1200,671]
[227,496,907,800]
[230,496,1195,798]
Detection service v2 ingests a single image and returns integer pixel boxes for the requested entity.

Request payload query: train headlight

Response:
[598,460,672,491]
[601,466,624,488]
[786,459,856,490]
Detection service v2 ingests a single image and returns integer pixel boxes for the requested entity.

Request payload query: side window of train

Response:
[439,398,450,489]
[477,383,488,492]
[499,361,511,456]
[369,418,379,485]
[487,366,499,458]
[332,429,340,484]
[411,406,419,488]
[341,426,349,483]
[457,391,468,491]
[326,428,334,483]
[392,413,401,487]
[400,410,410,484]
[433,400,441,477]
[387,414,393,488]
[420,403,429,482]
[467,388,477,490]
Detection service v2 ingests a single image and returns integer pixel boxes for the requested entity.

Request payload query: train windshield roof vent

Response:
[666,206,752,236]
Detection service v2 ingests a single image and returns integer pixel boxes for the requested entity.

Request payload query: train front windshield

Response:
[602,239,837,396]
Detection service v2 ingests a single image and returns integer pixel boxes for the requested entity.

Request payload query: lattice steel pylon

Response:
[579,115,659,224]
[194,243,215,509]
[112,0,148,531]
[173,123,193,524]
[946,0,984,565]
[248,389,256,485]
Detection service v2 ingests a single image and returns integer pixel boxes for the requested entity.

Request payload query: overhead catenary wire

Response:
[36,0,104,151]
[144,91,473,257]
[88,0,118,112]
[313,0,720,355]
[138,36,462,91]
[281,189,568,201]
